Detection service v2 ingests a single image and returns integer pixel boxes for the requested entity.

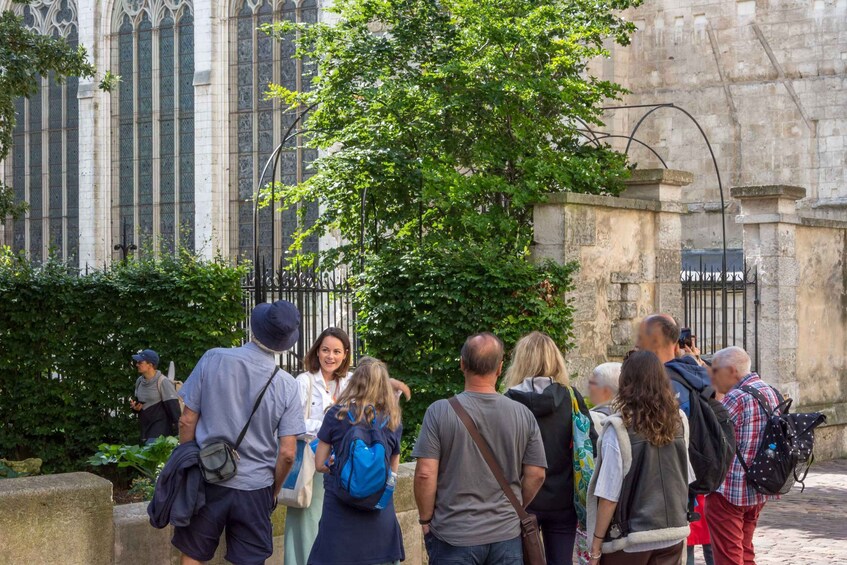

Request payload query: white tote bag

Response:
[278,374,317,508]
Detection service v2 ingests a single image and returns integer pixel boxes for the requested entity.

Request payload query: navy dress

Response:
[307,405,405,565]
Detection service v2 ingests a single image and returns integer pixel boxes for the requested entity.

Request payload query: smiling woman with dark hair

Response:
[586,350,694,565]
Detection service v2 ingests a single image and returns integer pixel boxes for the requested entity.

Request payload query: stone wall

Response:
[0,465,424,564]
[734,185,847,459]
[591,0,847,251]
[0,473,114,564]
[531,169,689,382]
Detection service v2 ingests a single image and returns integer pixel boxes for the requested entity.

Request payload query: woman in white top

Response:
[284,327,353,565]
[284,328,411,565]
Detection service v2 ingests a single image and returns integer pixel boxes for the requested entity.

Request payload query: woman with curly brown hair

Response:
[586,350,694,565]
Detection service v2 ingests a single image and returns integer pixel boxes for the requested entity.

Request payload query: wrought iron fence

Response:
[680,263,759,370]
[242,263,358,375]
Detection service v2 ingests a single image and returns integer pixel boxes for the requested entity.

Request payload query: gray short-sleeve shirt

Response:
[412,391,547,546]
[179,342,306,491]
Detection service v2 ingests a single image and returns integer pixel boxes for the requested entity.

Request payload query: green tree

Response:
[264,0,637,263]
[0,4,117,220]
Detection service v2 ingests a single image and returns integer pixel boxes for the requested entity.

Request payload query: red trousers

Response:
[704,493,765,565]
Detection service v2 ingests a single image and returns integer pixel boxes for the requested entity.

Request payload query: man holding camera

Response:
[636,314,710,416]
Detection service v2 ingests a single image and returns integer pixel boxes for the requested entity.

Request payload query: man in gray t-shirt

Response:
[413,333,547,563]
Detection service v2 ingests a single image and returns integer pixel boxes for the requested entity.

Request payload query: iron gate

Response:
[242,263,358,375]
[680,260,759,370]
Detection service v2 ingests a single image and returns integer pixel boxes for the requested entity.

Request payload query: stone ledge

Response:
[0,470,112,498]
[625,169,694,187]
[734,213,803,225]
[799,217,847,231]
[542,192,686,214]
[730,185,807,201]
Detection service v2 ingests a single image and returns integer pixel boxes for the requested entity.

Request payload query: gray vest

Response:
[607,426,689,541]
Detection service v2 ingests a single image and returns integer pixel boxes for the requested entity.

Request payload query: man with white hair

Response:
[705,346,781,565]
[587,362,621,430]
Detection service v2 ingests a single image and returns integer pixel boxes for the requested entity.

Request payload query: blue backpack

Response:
[333,406,391,511]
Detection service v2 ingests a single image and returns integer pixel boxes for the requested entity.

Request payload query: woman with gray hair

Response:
[588,362,621,430]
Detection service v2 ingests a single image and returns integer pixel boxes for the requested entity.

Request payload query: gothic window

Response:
[229,0,319,267]
[111,0,194,257]
[4,0,80,264]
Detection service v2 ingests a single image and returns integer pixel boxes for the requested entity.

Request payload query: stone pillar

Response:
[192,2,230,258]
[531,169,689,379]
[731,185,806,397]
[77,0,111,268]
[622,169,693,318]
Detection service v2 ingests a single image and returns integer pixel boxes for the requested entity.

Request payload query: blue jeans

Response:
[425,533,523,564]
[530,509,578,565]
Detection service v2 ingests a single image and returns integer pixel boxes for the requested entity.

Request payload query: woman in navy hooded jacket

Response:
[504,332,597,565]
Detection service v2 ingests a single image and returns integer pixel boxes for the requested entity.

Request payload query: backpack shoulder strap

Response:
[234,367,280,451]
[156,374,164,402]
[448,396,529,520]
[740,385,775,418]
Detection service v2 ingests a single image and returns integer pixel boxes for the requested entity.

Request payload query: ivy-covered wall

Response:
[0,251,247,472]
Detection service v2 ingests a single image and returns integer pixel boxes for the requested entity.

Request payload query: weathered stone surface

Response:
[626,169,695,187]
[0,458,42,475]
[0,472,113,565]
[731,185,807,201]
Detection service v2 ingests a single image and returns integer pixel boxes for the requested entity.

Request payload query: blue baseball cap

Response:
[132,349,160,367]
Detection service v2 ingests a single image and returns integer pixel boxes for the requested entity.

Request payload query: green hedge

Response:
[0,250,248,472]
[356,244,576,454]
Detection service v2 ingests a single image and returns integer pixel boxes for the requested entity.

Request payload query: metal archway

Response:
[578,103,732,346]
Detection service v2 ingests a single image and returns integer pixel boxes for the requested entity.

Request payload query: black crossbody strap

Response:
[448,396,529,520]
[234,367,280,451]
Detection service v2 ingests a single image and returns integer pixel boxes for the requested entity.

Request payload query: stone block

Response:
[606,284,622,302]
[565,206,597,247]
[622,283,642,302]
[655,249,682,283]
[619,302,638,320]
[533,204,565,245]
[611,272,640,284]
[530,243,565,265]
[396,462,417,513]
[611,320,634,345]
[0,473,113,565]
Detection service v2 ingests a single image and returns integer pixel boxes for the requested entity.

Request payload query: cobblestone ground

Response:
[752,459,847,564]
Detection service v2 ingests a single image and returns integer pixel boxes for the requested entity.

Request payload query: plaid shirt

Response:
[717,372,782,507]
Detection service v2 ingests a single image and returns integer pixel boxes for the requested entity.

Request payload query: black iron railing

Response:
[242,263,358,375]
[681,264,759,371]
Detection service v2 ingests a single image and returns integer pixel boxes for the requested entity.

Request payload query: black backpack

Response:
[736,386,826,495]
[669,373,736,495]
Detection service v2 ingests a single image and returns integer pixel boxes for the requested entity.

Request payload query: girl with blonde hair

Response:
[309,359,405,565]
[504,332,596,565]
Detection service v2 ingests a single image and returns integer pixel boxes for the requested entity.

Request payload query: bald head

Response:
[636,313,680,363]
[460,333,504,377]
[644,314,680,345]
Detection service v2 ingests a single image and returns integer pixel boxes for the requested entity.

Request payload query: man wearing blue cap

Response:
[131,349,181,443]
[174,300,306,565]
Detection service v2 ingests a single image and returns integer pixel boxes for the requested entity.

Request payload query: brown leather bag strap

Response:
[448,396,529,520]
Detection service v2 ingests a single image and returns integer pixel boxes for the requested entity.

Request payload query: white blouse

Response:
[295,370,351,438]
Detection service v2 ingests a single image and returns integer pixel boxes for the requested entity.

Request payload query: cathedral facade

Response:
[1,0,320,267]
[2,0,845,268]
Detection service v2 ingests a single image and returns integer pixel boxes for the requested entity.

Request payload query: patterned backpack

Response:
[736,386,826,495]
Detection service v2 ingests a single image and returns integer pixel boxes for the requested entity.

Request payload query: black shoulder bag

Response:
[199,367,280,484]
